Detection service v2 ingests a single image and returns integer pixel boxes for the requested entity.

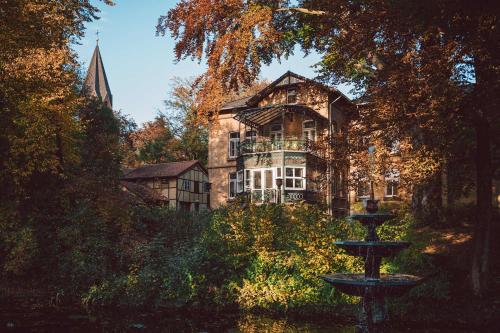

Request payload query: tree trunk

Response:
[471,118,492,296]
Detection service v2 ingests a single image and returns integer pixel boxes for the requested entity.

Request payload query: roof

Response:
[221,95,252,111]
[246,71,352,107]
[84,45,113,108]
[220,71,353,112]
[122,160,205,180]
[120,181,165,204]
[234,104,328,128]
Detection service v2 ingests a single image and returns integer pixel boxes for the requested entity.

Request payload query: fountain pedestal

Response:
[321,201,421,332]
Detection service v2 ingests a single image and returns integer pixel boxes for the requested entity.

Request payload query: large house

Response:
[122,160,210,211]
[208,71,354,213]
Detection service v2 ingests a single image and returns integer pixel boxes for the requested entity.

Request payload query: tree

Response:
[158,0,500,295]
[0,0,117,282]
[131,115,179,164]
[129,77,268,166]
[165,77,209,165]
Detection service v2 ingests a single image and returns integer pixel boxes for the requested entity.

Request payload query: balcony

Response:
[240,138,327,159]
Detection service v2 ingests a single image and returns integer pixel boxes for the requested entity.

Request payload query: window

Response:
[245,170,252,190]
[357,181,371,199]
[270,124,283,149]
[303,120,316,142]
[245,130,257,141]
[287,88,297,104]
[385,170,399,198]
[276,167,282,179]
[182,179,190,191]
[385,180,398,197]
[203,182,211,193]
[228,132,240,159]
[285,167,305,189]
[228,173,237,199]
[237,170,244,193]
[270,124,282,133]
[252,170,263,203]
[303,120,315,129]
[253,170,262,189]
[194,181,200,193]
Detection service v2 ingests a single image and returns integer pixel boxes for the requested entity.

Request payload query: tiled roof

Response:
[221,95,252,110]
[122,160,202,180]
[84,45,113,108]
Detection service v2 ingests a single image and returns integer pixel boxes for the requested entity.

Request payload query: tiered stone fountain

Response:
[322,200,421,332]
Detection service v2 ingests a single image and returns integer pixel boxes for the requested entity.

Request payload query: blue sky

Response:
[73,0,352,125]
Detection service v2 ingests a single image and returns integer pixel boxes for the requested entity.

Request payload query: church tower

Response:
[84,41,113,109]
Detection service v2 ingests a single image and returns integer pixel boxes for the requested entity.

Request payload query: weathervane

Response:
[96,30,99,45]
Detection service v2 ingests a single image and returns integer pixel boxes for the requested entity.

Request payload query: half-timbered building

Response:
[122,160,210,211]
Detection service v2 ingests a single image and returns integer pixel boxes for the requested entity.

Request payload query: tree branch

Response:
[276,7,327,16]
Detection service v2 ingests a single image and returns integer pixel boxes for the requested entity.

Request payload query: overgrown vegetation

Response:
[76,202,454,320]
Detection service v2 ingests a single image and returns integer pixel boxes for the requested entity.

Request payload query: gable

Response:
[275,73,305,87]
[179,164,209,183]
[220,71,354,117]
[247,71,330,107]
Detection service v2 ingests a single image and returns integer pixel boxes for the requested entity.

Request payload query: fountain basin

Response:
[334,241,410,257]
[321,273,421,297]
[350,213,395,226]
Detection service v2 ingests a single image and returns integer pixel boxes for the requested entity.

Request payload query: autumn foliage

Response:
[160,0,500,296]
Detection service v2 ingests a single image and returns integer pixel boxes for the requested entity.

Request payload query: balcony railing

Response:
[240,138,327,158]
[251,188,277,204]
[247,189,322,204]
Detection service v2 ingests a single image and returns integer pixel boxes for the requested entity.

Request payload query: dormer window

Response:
[287,88,297,104]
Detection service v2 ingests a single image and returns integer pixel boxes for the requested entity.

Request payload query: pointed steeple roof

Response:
[84,44,113,108]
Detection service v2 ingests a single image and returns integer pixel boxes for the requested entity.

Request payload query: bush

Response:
[194,203,364,312]
[81,207,210,309]
[80,201,449,317]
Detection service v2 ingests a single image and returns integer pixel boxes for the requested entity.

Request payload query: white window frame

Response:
[284,167,306,190]
[385,170,400,198]
[228,132,240,159]
[287,88,297,104]
[228,172,237,199]
[248,168,277,203]
[244,169,252,191]
[181,179,190,191]
[275,166,282,180]
[302,120,316,142]
[237,170,244,193]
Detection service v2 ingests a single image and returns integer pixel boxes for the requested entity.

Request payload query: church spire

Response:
[84,40,112,109]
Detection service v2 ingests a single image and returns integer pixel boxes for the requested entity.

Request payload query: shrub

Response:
[196,203,363,312]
